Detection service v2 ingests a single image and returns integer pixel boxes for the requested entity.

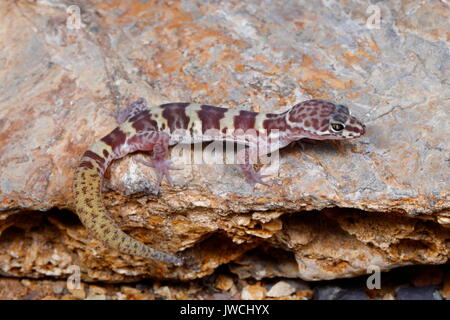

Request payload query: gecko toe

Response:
[246,172,271,187]
[137,158,181,190]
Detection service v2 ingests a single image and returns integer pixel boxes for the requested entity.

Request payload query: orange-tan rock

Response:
[0,1,448,285]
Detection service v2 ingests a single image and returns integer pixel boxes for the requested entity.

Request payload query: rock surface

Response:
[396,285,442,300]
[0,0,448,284]
[2,264,449,300]
[314,285,368,300]
[266,280,296,298]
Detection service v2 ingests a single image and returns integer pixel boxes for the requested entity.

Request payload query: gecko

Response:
[73,98,366,266]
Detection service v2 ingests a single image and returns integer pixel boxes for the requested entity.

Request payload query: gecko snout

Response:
[360,123,366,135]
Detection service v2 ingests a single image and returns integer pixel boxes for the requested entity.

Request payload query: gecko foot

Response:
[136,158,181,192]
[116,98,148,123]
[242,167,272,188]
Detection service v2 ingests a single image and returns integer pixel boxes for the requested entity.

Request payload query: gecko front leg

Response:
[135,131,181,193]
[236,146,271,187]
[236,134,291,187]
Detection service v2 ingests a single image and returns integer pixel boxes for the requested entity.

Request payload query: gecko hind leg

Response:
[104,98,148,123]
[116,98,149,123]
[136,158,181,191]
[136,132,181,192]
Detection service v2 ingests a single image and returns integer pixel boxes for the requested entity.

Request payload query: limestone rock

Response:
[266,281,296,298]
[442,271,450,299]
[241,283,266,300]
[214,274,235,291]
[0,0,448,284]
[314,285,368,301]
[396,285,442,301]
[231,209,450,280]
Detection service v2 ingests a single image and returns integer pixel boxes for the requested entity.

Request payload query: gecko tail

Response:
[73,163,183,266]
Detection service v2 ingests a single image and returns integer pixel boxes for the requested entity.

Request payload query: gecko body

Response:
[73,99,366,265]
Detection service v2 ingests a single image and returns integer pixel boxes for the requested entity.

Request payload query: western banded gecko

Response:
[73,98,366,266]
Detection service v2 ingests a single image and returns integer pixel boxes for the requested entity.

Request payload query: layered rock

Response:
[0,0,448,283]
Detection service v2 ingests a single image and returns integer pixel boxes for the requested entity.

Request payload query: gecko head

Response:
[287,99,366,140]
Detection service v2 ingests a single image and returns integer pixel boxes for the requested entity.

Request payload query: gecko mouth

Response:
[361,124,366,135]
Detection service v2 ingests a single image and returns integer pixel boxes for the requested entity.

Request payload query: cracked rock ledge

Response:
[0,0,449,284]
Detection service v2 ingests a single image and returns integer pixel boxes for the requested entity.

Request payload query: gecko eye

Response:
[330,122,345,132]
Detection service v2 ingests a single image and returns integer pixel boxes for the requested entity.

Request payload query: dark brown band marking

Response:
[263,114,289,133]
[127,132,156,151]
[132,114,158,132]
[288,105,307,122]
[197,104,227,134]
[345,125,360,133]
[233,110,257,131]
[79,161,94,169]
[83,150,105,168]
[101,127,127,151]
[161,103,190,132]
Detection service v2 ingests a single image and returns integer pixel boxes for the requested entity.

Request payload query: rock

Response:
[266,281,296,298]
[409,266,445,287]
[0,0,448,286]
[85,294,107,300]
[212,293,232,300]
[441,272,450,299]
[69,287,86,300]
[52,283,65,295]
[314,285,368,300]
[396,285,442,300]
[87,285,107,297]
[134,283,149,291]
[381,293,395,300]
[241,283,266,300]
[338,288,369,301]
[294,290,314,300]
[313,286,342,300]
[153,285,172,300]
[232,212,450,281]
[214,274,234,291]
[230,247,301,280]
[279,279,311,292]
[0,278,29,300]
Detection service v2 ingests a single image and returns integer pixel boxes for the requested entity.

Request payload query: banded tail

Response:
[72,139,183,266]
